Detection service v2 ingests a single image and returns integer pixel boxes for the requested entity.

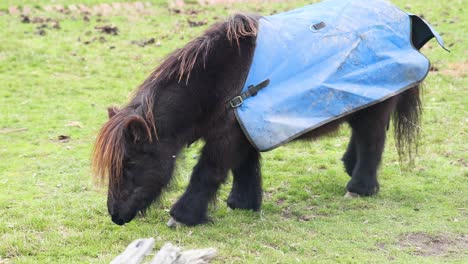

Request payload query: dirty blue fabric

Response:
[234,0,446,151]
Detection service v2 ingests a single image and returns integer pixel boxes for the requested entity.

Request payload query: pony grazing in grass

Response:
[92,1,443,226]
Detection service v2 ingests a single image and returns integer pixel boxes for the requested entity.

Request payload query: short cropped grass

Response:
[0,0,466,263]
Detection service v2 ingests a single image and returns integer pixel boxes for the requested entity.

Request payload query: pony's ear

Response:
[124,117,151,143]
[107,107,119,119]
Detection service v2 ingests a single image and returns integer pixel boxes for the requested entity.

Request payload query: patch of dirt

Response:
[8,2,153,17]
[20,15,61,36]
[397,232,468,257]
[57,135,70,142]
[35,29,46,36]
[187,19,207,27]
[95,24,119,35]
[131,38,160,47]
[20,15,60,27]
[275,198,285,205]
[298,214,317,221]
[168,0,281,13]
[78,36,107,45]
[197,0,282,5]
[449,157,468,167]
[440,61,467,78]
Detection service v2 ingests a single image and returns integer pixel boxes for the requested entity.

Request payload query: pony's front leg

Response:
[170,143,229,226]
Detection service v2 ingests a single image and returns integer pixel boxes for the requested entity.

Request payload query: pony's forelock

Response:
[92,110,154,189]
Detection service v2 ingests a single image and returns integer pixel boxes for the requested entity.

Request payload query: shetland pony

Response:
[93,14,421,226]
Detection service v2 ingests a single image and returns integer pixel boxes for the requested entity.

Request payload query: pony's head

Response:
[92,107,176,225]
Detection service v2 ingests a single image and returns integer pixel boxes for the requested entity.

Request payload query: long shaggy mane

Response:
[92,13,259,186]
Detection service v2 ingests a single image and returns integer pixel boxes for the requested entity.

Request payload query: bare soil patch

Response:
[187,19,208,27]
[131,38,159,47]
[8,2,153,17]
[95,24,119,35]
[440,61,468,78]
[397,232,468,257]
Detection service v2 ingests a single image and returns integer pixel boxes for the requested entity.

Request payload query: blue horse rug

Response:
[233,0,446,151]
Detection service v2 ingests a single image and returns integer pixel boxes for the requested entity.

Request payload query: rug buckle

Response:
[230,96,244,108]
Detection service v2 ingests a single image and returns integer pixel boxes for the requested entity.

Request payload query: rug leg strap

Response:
[229,79,270,108]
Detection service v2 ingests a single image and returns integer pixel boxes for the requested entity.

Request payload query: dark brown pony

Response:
[93,14,421,226]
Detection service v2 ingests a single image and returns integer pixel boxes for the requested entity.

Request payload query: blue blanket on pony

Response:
[234,0,446,151]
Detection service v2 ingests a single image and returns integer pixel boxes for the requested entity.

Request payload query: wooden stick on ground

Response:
[111,238,155,264]
[111,239,218,264]
[150,243,180,264]
[176,247,218,264]
[0,128,28,134]
[150,243,217,264]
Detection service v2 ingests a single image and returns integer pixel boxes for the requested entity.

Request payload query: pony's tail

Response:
[392,85,422,162]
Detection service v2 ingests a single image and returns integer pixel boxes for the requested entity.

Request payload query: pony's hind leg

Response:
[227,146,262,211]
[346,98,397,196]
[341,132,357,177]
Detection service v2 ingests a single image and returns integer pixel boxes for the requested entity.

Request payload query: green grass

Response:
[0,0,466,263]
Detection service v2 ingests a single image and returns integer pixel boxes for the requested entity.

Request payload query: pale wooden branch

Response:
[112,238,218,264]
[177,247,218,264]
[150,243,217,264]
[150,243,181,264]
[0,128,28,134]
[111,238,155,264]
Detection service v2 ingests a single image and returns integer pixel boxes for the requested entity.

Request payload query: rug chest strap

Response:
[230,79,270,108]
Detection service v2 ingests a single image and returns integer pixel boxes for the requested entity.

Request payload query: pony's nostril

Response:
[111,216,125,226]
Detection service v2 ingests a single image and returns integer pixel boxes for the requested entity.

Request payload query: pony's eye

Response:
[124,158,137,169]
[127,161,137,168]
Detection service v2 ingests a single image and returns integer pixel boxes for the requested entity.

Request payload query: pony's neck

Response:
[153,57,254,146]
[131,18,255,144]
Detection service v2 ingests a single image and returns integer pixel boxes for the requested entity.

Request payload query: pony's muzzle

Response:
[109,204,127,225]
[112,215,126,225]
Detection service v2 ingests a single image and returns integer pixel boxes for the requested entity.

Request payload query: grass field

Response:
[0,0,466,263]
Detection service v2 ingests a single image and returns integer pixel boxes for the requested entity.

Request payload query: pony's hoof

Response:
[344,192,360,198]
[167,217,182,228]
